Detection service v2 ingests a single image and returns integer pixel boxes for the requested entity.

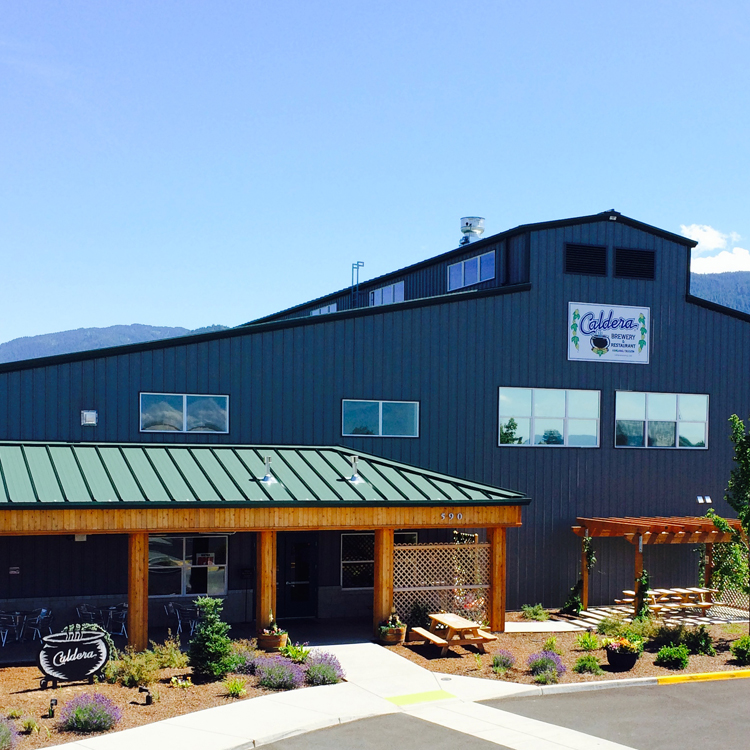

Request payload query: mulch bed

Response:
[386,619,750,685]
[0,665,273,749]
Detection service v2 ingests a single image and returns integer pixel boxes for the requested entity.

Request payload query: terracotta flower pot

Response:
[606,649,638,672]
[378,626,406,645]
[257,632,288,652]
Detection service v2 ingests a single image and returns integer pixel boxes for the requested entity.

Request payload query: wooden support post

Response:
[581,531,589,611]
[489,527,507,632]
[705,543,714,602]
[128,532,149,651]
[373,528,394,635]
[634,534,644,618]
[255,530,277,630]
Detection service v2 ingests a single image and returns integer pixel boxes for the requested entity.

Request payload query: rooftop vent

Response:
[459,217,485,246]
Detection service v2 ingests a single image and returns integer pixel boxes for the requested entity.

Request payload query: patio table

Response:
[411,612,497,657]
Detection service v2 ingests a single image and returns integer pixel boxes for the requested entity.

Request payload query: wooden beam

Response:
[581,531,589,611]
[127,532,149,651]
[488,527,507,632]
[0,504,523,536]
[255,531,277,630]
[373,528,394,635]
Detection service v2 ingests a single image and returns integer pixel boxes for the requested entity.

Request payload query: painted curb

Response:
[657,668,750,685]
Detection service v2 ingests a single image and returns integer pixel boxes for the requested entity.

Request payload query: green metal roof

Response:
[0,442,530,508]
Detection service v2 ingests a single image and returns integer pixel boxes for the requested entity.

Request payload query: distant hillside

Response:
[690,271,750,315]
[0,324,229,364]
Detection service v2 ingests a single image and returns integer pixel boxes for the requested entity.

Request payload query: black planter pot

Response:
[606,649,638,672]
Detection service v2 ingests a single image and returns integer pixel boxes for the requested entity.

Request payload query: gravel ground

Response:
[386,619,749,685]
[0,665,272,749]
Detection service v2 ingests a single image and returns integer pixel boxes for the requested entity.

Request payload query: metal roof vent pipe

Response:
[348,455,361,483]
[261,456,277,484]
[459,217,485,246]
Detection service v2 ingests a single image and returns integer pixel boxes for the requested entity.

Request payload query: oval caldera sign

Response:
[38,630,109,682]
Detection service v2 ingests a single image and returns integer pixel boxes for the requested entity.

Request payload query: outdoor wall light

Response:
[260,456,277,484]
[348,455,361,483]
[705,496,712,504]
[49,699,57,718]
[138,686,152,705]
[697,496,704,504]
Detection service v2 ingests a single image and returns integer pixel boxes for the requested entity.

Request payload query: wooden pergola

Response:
[572,516,744,612]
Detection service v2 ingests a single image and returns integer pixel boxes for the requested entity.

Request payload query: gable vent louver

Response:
[615,248,655,280]
[564,244,607,276]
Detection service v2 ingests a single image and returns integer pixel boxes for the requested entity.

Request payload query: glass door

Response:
[277,532,318,618]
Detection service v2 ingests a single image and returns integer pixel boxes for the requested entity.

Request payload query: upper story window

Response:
[310,302,337,316]
[342,399,419,437]
[448,251,495,291]
[498,387,600,447]
[615,392,708,448]
[140,393,229,433]
[370,281,404,307]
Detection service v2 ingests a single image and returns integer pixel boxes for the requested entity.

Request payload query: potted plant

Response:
[603,635,643,671]
[257,610,288,652]
[378,611,406,645]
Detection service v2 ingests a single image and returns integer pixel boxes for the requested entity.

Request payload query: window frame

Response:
[148,534,229,598]
[369,280,405,307]
[497,387,601,448]
[614,391,709,450]
[340,531,418,590]
[341,399,420,438]
[447,251,496,291]
[139,392,230,434]
[310,302,337,316]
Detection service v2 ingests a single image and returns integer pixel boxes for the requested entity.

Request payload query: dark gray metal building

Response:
[1,209,746,622]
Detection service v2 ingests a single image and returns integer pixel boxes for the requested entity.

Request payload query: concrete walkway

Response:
[51,642,636,750]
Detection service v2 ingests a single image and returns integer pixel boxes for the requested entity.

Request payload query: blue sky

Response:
[1,1,749,342]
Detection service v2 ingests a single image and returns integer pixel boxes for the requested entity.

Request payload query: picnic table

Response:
[410,612,497,657]
[615,587,723,617]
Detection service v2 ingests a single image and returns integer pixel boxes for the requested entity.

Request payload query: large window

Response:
[342,399,419,437]
[341,532,418,589]
[447,251,495,291]
[140,393,229,433]
[615,392,708,448]
[370,281,404,307]
[498,387,600,447]
[148,535,228,597]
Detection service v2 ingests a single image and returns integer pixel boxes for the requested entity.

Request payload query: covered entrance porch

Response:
[0,442,530,651]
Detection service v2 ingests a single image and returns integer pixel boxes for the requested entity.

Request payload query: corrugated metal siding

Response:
[0,220,742,607]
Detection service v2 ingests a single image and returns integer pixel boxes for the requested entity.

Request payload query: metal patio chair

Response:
[25,608,53,641]
[108,606,128,638]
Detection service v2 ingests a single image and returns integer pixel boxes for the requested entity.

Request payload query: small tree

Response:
[188,597,234,680]
[713,415,750,633]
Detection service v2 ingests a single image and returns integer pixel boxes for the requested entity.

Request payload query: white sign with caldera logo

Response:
[568,302,650,364]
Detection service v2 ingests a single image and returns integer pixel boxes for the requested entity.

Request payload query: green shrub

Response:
[104,648,160,687]
[188,597,234,680]
[654,644,689,670]
[573,655,603,675]
[223,677,247,698]
[624,617,657,642]
[683,625,716,656]
[0,718,16,750]
[596,616,627,637]
[4,711,21,721]
[521,604,548,621]
[575,632,600,651]
[20,719,40,735]
[533,669,558,684]
[542,636,562,654]
[409,602,431,629]
[150,632,188,668]
[730,635,750,665]
[492,650,516,673]
[278,642,310,663]
[306,663,342,685]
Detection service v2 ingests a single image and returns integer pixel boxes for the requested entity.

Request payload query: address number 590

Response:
[440,512,463,521]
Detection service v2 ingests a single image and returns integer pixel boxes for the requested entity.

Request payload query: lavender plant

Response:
[305,651,345,685]
[527,651,566,677]
[59,694,122,733]
[255,657,306,690]
[0,718,16,750]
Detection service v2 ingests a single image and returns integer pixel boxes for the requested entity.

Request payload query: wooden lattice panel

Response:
[393,543,490,625]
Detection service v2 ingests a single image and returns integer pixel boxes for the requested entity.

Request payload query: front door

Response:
[277,532,318,618]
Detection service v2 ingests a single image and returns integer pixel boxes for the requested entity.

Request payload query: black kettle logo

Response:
[590,336,609,356]
[38,628,109,685]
